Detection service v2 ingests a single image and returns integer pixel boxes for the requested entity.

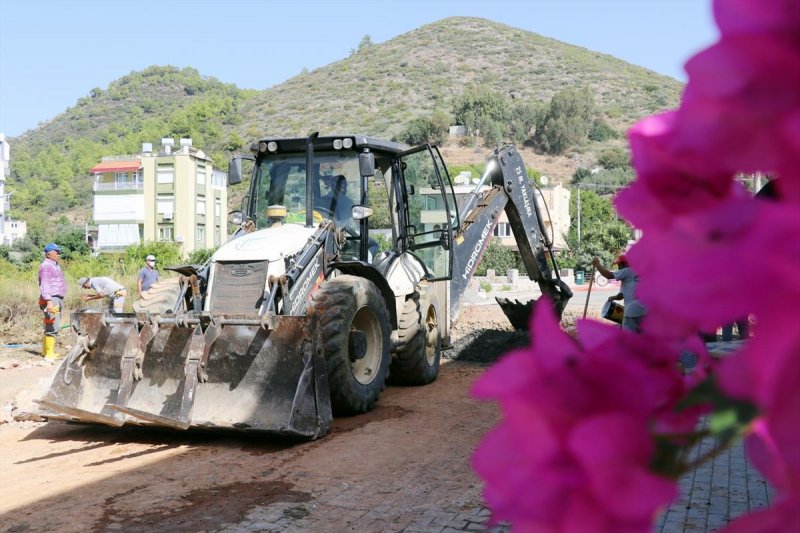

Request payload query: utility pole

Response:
[576,184,581,244]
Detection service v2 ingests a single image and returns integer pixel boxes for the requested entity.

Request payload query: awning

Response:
[97,223,140,248]
[89,161,141,174]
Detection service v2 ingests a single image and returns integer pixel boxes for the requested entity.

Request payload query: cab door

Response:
[397,145,458,280]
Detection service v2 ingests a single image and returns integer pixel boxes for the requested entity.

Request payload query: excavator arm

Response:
[450,144,572,329]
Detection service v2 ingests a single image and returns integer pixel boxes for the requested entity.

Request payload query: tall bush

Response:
[474,238,518,276]
[535,87,596,154]
[452,87,511,147]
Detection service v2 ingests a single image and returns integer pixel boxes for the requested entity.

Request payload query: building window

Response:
[215,225,221,246]
[211,171,227,189]
[494,223,511,237]
[196,197,206,215]
[196,224,205,244]
[215,199,221,218]
[196,162,206,186]
[157,164,174,184]
[159,226,173,241]
[157,195,174,219]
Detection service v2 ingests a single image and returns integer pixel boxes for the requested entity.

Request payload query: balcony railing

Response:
[94,182,144,192]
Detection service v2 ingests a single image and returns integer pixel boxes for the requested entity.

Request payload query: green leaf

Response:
[708,408,739,434]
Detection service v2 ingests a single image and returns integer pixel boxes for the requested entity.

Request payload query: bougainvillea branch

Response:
[472,0,800,531]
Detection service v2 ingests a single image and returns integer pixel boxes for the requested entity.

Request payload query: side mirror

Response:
[351,205,373,221]
[359,150,375,177]
[228,157,243,185]
[229,210,244,225]
[228,154,255,185]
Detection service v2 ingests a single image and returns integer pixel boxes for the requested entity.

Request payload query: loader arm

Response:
[449,145,572,328]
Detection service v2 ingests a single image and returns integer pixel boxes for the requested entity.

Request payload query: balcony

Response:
[94,182,144,192]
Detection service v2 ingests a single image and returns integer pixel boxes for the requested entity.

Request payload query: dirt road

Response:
[0,303,535,533]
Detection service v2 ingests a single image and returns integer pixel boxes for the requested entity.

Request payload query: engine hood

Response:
[212,224,317,262]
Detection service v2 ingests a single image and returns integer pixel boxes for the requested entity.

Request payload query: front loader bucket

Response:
[38,311,332,439]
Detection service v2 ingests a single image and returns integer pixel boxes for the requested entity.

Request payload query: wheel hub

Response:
[348,330,367,362]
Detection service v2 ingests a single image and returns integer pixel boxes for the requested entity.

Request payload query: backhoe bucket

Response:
[496,280,573,330]
[37,310,332,438]
[496,297,538,331]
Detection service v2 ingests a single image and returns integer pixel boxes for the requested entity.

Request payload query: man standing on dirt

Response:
[37,242,67,361]
[137,254,159,299]
[592,254,647,332]
[78,276,127,313]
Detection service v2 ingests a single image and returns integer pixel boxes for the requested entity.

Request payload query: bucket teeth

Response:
[34,400,126,427]
[109,323,205,430]
[108,405,190,430]
[496,297,535,331]
[37,310,332,437]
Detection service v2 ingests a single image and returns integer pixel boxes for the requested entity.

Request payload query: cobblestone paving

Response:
[657,424,773,533]
[211,342,772,533]
[212,433,771,532]
[216,482,508,533]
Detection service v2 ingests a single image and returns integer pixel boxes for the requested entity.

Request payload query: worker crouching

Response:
[78,276,128,313]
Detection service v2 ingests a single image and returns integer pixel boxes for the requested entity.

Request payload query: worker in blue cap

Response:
[37,243,67,361]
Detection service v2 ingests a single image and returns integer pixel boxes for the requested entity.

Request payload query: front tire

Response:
[390,287,441,385]
[310,275,391,415]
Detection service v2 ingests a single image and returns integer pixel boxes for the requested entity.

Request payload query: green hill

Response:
[5,17,681,240]
[241,17,679,138]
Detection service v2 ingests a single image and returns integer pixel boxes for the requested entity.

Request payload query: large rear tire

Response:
[310,275,391,415]
[390,287,441,385]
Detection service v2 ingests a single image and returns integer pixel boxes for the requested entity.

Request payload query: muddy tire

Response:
[133,278,184,314]
[390,288,441,385]
[310,275,391,415]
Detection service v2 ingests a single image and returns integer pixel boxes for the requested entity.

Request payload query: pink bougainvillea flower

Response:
[569,414,678,520]
[678,35,800,181]
[473,0,800,529]
[717,308,800,495]
[620,113,735,226]
[472,307,682,531]
[714,0,800,37]
[740,420,800,497]
[618,196,800,339]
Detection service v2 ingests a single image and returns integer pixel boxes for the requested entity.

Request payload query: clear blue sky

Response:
[0,0,717,138]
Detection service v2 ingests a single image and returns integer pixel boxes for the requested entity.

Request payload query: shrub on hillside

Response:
[398,110,451,145]
[452,87,511,147]
[588,118,619,141]
[535,87,596,155]
[597,147,630,170]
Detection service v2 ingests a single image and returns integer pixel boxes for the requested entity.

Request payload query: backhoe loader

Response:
[37,134,571,438]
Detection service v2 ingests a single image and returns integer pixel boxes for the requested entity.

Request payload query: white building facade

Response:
[0,133,28,246]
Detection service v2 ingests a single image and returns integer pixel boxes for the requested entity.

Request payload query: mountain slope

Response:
[240,17,680,138]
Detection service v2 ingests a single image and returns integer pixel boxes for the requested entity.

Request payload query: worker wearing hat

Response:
[137,254,159,299]
[78,276,127,313]
[37,243,67,361]
[592,253,648,332]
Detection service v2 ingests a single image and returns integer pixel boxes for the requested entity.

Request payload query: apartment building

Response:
[0,133,28,246]
[90,138,227,256]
